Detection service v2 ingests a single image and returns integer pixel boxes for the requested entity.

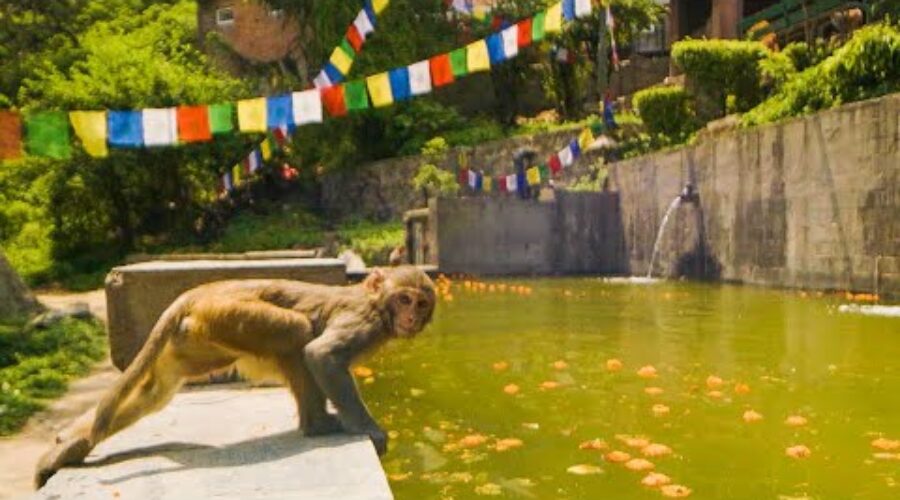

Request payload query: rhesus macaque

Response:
[388,245,406,266]
[35,266,436,487]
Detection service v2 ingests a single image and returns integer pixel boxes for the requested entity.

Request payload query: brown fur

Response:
[34,266,435,488]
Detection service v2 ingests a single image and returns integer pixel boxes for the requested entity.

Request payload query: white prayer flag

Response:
[142,108,178,146]
[313,71,332,89]
[575,0,592,18]
[558,145,574,167]
[506,174,518,192]
[353,10,375,38]
[501,26,519,58]
[292,89,323,125]
[468,169,478,189]
[408,60,432,96]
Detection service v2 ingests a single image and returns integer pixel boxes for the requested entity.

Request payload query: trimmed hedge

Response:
[632,85,698,140]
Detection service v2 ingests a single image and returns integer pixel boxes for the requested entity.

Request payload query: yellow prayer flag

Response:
[372,0,390,14]
[366,72,394,108]
[261,139,272,160]
[466,40,490,73]
[237,98,267,133]
[527,166,541,186]
[578,128,594,149]
[69,111,108,158]
[545,2,563,34]
[483,176,492,193]
[329,48,353,75]
[232,164,242,186]
[473,6,489,20]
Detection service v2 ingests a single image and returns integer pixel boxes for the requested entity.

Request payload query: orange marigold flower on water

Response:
[637,365,658,379]
[493,438,523,452]
[578,439,609,451]
[539,380,560,390]
[503,384,520,395]
[652,404,671,417]
[552,360,569,370]
[785,444,812,459]
[660,484,693,497]
[615,434,650,449]
[641,472,672,488]
[624,458,655,471]
[742,410,764,423]
[871,437,900,451]
[705,375,724,389]
[606,359,623,371]
[492,361,509,371]
[644,386,664,396]
[458,434,488,448]
[605,450,632,463]
[785,415,808,427]
[734,383,751,394]
[641,443,673,457]
[352,366,374,378]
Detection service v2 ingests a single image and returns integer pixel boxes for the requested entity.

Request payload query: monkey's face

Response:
[388,287,435,338]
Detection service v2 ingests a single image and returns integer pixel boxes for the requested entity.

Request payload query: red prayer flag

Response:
[346,26,364,52]
[177,105,212,143]
[429,54,454,88]
[458,168,468,185]
[0,110,23,160]
[517,19,533,47]
[321,85,348,117]
[549,155,562,175]
[497,176,507,193]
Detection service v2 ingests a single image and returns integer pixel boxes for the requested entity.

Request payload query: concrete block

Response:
[36,388,392,500]
[106,259,346,370]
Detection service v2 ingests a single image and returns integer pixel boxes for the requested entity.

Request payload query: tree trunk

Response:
[0,251,41,318]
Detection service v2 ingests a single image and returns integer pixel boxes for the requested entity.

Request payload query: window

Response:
[216,7,235,26]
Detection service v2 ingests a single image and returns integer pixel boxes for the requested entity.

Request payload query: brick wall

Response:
[198,0,300,63]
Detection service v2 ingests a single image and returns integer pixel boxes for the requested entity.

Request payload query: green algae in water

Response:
[360,279,900,499]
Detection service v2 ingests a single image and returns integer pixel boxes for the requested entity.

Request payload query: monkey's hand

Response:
[342,422,387,455]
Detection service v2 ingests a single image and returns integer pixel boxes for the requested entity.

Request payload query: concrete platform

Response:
[36,388,392,500]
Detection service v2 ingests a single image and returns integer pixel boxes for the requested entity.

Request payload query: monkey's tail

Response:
[89,297,187,443]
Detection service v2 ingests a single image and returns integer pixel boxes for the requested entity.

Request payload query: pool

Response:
[360,278,899,499]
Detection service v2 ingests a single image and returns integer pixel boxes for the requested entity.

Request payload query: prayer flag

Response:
[467,169,477,189]
[475,171,483,191]
[232,163,242,186]
[353,10,375,38]
[532,12,546,41]
[517,19,533,47]
[329,48,354,76]
[321,85,348,117]
[260,139,272,160]
[208,103,235,134]
[108,111,143,148]
[604,92,618,129]
[545,3,563,33]
[371,0,389,15]
[575,0,592,18]
[487,34,506,65]
[389,67,411,101]
[578,128,594,149]
[26,111,71,159]
[246,149,262,173]
[344,80,370,111]
[238,98,267,133]
[539,164,550,181]
[458,168,468,185]
[0,111,22,160]
[267,94,294,130]
[70,110,108,157]
[506,174,517,192]
[142,108,178,147]
[501,26,519,58]
[221,171,234,193]
[563,0,575,21]
[408,60,432,96]
[449,48,468,77]
[558,144,574,166]
[430,54,455,87]
[339,39,355,59]
[466,40,490,73]
[176,106,211,143]
[517,171,527,194]
[323,62,343,84]
[272,126,290,146]
[483,175,492,192]
[527,166,540,186]
[292,89,323,125]
[497,176,506,193]
[346,25,364,52]
[569,139,581,159]
[549,154,562,175]
[366,72,394,108]
[313,71,332,89]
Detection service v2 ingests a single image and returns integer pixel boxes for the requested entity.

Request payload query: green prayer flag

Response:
[532,12,546,41]
[209,103,235,134]
[26,111,70,159]
[345,80,369,111]
[449,48,468,77]
[590,122,604,136]
[340,39,356,59]
[539,164,550,181]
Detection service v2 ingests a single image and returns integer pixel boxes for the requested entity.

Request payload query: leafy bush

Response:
[744,22,900,125]
[672,39,769,117]
[412,164,459,200]
[632,85,699,140]
[336,220,405,265]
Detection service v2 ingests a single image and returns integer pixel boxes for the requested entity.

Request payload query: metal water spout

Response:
[679,183,699,204]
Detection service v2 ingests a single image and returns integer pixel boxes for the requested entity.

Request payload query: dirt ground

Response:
[0,290,116,500]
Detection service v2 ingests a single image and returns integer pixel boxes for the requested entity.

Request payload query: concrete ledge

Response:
[36,388,392,499]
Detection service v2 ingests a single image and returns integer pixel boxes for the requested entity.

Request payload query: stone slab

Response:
[106,259,346,370]
[36,388,392,500]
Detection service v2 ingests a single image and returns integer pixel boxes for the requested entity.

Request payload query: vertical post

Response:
[596,7,609,106]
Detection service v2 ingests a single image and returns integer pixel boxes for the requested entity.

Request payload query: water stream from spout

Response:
[646,197,682,279]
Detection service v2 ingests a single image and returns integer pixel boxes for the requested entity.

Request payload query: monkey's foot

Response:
[302,413,344,436]
[34,437,92,488]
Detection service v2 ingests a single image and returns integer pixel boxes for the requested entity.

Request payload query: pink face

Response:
[390,287,435,338]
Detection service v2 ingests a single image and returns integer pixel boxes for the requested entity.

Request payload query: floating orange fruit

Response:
[660,484,693,497]
[503,384,520,395]
[492,361,509,371]
[734,383,751,394]
[644,387,664,396]
[458,434,488,448]
[552,360,569,370]
[606,359,623,372]
[706,375,724,389]
[785,444,812,459]
[641,472,672,488]
[624,458,655,471]
[578,439,609,451]
[605,450,632,463]
[637,365,658,379]
[652,404,671,417]
[494,438,523,451]
[742,410,764,423]
[352,366,374,378]
[785,415,808,427]
[539,381,560,390]
[872,437,900,451]
[641,443,673,457]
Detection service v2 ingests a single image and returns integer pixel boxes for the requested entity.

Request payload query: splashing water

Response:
[646,197,682,279]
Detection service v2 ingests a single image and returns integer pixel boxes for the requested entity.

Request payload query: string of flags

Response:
[0,0,599,163]
[312,0,388,89]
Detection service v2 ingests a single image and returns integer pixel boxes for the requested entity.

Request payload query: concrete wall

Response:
[607,93,899,295]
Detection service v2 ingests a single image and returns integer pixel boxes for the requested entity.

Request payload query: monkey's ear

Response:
[364,268,386,294]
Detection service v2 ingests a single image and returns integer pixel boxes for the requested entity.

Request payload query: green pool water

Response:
[360,278,899,499]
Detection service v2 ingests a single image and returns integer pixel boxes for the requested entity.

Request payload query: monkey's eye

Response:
[417,300,429,310]
[399,294,413,306]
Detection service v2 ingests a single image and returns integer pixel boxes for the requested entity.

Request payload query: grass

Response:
[0,316,107,435]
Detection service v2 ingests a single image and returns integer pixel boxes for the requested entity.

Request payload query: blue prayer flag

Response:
[516,171,527,196]
[267,94,294,130]
[569,139,581,159]
[563,0,576,21]
[475,172,483,192]
[389,67,411,101]
[108,111,143,148]
[323,63,344,84]
[364,2,378,28]
[487,33,506,64]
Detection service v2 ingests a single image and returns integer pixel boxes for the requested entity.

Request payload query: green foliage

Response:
[336,220,405,265]
[0,317,106,435]
[744,22,900,126]
[632,85,698,140]
[206,205,324,253]
[672,39,769,117]
[412,164,459,200]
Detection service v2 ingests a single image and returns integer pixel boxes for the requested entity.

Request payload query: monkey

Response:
[388,245,406,267]
[34,266,436,488]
